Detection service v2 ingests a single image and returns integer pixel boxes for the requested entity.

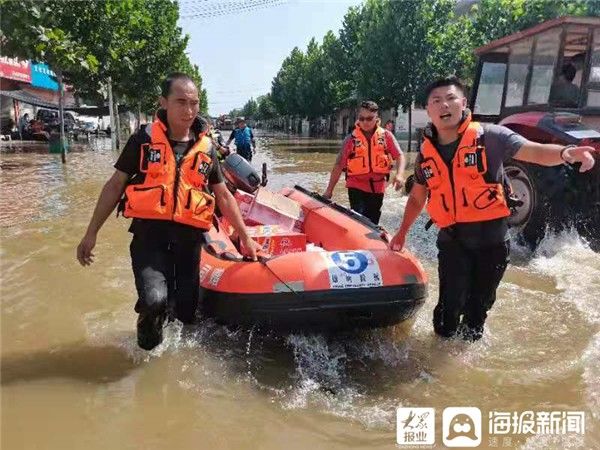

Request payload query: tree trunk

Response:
[107,77,117,151]
[114,96,121,150]
[58,70,66,164]
[407,102,412,152]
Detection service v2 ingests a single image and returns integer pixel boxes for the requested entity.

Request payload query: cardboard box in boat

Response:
[244,188,304,232]
[234,190,254,216]
[241,224,307,256]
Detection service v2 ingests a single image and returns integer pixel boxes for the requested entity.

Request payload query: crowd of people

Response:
[76,72,598,351]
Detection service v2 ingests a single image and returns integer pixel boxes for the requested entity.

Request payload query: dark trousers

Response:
[433,239,510,341]
[130,235,202,324]
[237,144,252,162]
[348,187,384,225]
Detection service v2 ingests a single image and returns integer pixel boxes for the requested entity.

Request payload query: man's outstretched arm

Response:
[77,170,129,266]
[514,141,598,172]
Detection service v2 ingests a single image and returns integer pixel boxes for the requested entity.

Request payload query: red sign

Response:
[0,57,31,83]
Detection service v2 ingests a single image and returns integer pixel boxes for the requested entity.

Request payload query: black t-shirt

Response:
[114,117,224,242]
[414,124,527,249]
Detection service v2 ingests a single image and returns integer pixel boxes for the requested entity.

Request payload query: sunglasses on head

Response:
[358,115,376,122]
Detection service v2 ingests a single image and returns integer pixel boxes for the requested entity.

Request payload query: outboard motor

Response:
[221,153,261,193]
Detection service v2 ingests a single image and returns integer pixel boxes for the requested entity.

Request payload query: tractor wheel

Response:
[504,160,566,249]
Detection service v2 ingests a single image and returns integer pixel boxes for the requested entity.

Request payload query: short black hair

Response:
[424,76,466,101]
[385,119,394,125]
[160,72,195,97]
[562,63,576,82]
[360,100,379,113]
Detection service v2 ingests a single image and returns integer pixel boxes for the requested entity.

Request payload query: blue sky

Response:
[178,0,363,116]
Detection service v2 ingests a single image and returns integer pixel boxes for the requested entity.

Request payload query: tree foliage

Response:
[0,0,207,113]
[256,94,277,119]
[0,0,98,75]
[235,0,599,119]
[468,0,597,49]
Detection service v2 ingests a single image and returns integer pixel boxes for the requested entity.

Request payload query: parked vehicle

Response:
[470,16,600,250]
[36,108,76,133]
[75,113,99,133]
[217,114,234,130]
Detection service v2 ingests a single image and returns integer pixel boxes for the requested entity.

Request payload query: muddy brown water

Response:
[1,132,598,449]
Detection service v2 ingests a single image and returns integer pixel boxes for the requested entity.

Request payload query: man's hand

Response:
[322,188,333,199]
[391,174,405,191]
[563,146,598,172]
[218,145,230,157]
[388,231,406,252]
[77,232,97,266]
[239,235,260,261]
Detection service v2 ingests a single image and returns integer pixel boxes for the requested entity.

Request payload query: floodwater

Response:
[1,132,599,450]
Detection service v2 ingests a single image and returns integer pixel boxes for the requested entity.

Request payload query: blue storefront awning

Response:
[31,62,59,91]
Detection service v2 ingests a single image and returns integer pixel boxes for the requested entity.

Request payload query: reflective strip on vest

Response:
[123,119,216,230]
[346,126,392,177]
[420,118,510,228]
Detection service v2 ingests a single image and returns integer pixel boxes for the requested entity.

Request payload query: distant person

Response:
[18,113,29,139]
[76,73,259,351]
[549,63,579,108]
[323,100,406,225]
[29,119,49,141]
[1,117,15,138]
[384,120,395,133]
[226,118,256,162]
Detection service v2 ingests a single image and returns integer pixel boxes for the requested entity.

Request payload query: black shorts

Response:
[347,188,384,225]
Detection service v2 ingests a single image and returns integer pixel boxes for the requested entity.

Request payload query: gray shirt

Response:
[414,124,527,249]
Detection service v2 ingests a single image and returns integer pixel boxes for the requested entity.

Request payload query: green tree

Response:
[469,0,598,49]
[271,47,306,118]
[69,0,208,145]
[321,30,354,108]
[349,0,467,110]
[241,97,258,119]
[229,108,243,119]
[301,38,335,119]
[0,0,99,162]
[256,94,277,119]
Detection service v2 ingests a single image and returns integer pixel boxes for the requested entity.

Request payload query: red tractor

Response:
[470,16,600,250]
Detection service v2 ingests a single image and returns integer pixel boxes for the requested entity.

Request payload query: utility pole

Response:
[107,77,117,151]
[57,70,66,164]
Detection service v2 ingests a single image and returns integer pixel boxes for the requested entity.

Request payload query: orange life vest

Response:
[346,125,393,177]
[420,116,510,229]
[122,119,216,230]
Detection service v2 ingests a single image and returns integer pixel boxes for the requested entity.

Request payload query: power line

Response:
[179,0,287,19]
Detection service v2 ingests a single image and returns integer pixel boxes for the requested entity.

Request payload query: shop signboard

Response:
[0,57,31,83]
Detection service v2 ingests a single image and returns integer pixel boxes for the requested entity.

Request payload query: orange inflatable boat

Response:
[199,180,428,332]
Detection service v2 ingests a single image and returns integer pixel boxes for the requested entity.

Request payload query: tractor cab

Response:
[472,16,600,133]
[470,16,600,250]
